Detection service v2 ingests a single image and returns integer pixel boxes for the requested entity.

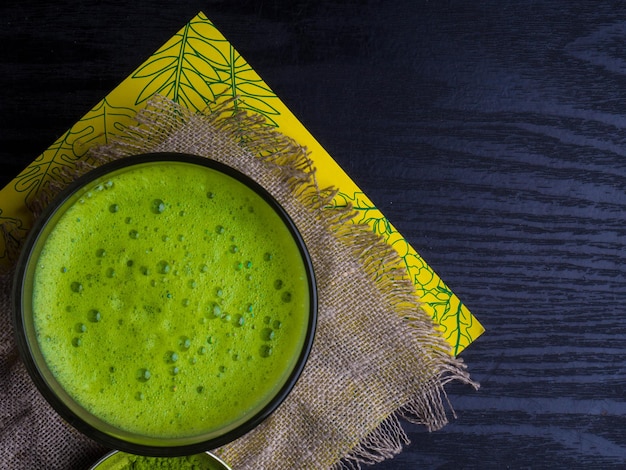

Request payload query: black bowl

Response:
[13,153,317,456]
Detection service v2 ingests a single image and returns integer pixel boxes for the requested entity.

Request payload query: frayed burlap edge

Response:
[2,94,478,469]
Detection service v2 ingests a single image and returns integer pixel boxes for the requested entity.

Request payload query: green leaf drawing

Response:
[14,127,88,210]
[333,191,475,353]
[333,191,393,239]
[12,98,136,210]
[132,13,281,125]
[432,284,476,355]
[76,98,137,147]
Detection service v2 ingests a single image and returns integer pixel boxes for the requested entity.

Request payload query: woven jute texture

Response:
[0,95,477,469]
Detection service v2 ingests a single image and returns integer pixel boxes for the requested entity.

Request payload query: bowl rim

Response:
[12,152,317,456]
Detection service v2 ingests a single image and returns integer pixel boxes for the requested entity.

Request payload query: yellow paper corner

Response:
[0,12,483,352]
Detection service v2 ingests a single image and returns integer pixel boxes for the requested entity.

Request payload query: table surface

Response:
[2,1,626,468]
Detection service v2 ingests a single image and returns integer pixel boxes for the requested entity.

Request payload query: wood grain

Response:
[2,1,626,468]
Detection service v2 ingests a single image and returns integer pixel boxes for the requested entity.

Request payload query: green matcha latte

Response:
[20,155,314,448]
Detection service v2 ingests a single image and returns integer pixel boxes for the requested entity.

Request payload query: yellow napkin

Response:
[0,12,482,356]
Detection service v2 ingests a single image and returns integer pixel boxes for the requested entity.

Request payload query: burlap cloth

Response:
[0,95,477,469]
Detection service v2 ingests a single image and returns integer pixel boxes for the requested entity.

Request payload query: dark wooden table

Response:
[2,1,626,468]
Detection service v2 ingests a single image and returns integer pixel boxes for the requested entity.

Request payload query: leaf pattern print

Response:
[220,48,281,126]
[335,191,477,354]
[75,98,137,147]
[11,98,136,211]
[333,191,393,239]
[132,21,220,110]
[132,12,281,125]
